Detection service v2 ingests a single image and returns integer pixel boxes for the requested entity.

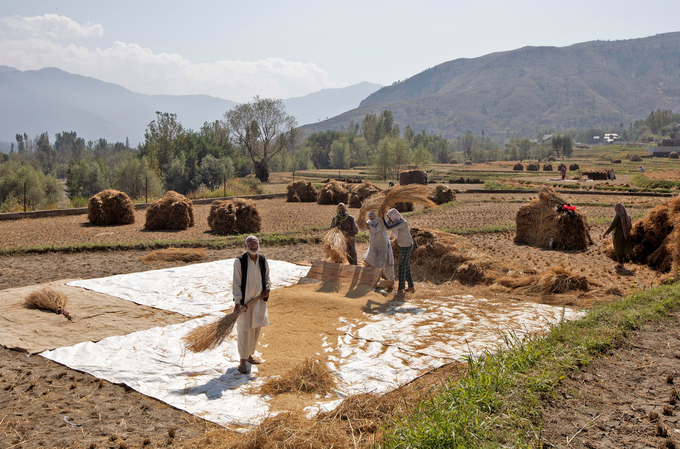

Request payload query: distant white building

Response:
[604,133,619,143]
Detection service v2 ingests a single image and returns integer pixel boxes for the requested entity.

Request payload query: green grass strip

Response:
[380,283,680,448]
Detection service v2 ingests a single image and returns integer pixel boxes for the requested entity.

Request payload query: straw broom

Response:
[183,292,266,353]
[24,287,73,321]
[322,227,349,263]
[358,184,436,229]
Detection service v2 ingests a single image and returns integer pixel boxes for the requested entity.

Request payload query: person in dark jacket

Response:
[330,203,359,265]
[602,202,633,269]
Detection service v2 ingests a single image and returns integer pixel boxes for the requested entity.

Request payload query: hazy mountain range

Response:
[0,66,381,147]
[303,32,680,140]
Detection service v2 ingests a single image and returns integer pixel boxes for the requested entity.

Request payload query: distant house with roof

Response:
[648,132,680,157]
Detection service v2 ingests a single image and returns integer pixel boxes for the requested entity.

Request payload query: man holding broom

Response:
[233,235,270,374]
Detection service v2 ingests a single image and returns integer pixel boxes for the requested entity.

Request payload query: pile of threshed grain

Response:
[543,163,553,171]
[317,180,349,205]
[348,182,381,208]
[513,163,524,171]
[140,248,208,264]
[399,169,426,185]
[514,185,592,251]
[581,169,610,180]
[605,196,680,272]
[392,228,513,285]
[87,189,135,225]
[357,185,435,229]
[287,180,318,202]
[526,163,540,171]
[322,227,348,263]
[207,198,261,235]
[428,185,455,205]
[144,191,194,230]
[258,358,336,395]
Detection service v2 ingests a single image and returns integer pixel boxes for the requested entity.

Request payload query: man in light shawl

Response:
[383,208,415,294]
[331,203,359,265]
[233,235,270,374]
[364,211,395,284]
[602,202,633,269]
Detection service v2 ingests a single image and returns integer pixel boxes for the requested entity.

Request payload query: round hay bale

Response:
[427,185,455,205]
[348,182,381,208]
[317,180,349,205]
[543,163,553,171]
[569,163,580,170]
[526,163,540,171]
[514,185,592,251]
[670,151,679,159]
[513,163,524,171]
[547,156,557,162]
[399,169,426,185]
[449,158,459,164]
[208,198,261,235]
[144,191,194,231]
[87,189,135,225]
[464,160,473,166]
[286,180,318,202]
[629,155,642,162]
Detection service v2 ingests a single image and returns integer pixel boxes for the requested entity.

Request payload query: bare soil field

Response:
[0,191,677,448]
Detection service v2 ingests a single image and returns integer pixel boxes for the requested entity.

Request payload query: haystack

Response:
[547,156,557,162]
[207,198,261,235]
[399,169,426,185]
[428,185,455,205]
[569,163,580,171]
[348,182,381,208]
[144,191,194,230]
[611,159,621,164]
[394,202,414,213]
[392,228,513,285]
[670,151,679,159]
[527,163,540,171]
[317,181,349,205]
[557,163,567,172]
[513,163,524,171]
[450,158,459,164]
[514,186,592,251]
[287,180,318,202]
[608,196,680,272]
[629,155,642,162]
[87,189,135,225]
[581,169,609,180]
[543,163,553,171]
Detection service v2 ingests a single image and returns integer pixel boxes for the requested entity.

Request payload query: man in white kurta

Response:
[233,235,270,374]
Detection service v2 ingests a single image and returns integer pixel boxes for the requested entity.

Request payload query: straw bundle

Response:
[526,163,540,171]
[144,191,194,230]
[513,163,524,171]
[183,293,265,352]
[357,185,436,229]
[259,358,336,395]
[428,185,455,205]
[496,266,591,294]
[322,227,348,263]
[569,163,580,170]
[24,288,72,321]
[140,247,207,264]
[87,189,135,225]
[543,163,553,171]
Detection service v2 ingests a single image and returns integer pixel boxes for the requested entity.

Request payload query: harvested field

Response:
[0,189,673,448]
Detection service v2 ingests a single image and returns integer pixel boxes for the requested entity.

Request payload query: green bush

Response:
[0,160,61,210]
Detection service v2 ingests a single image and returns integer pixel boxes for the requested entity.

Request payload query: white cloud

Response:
[3,14,104,38]
[0,37,346,101]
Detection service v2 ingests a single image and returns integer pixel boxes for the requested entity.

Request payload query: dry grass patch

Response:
[140,247,207,264]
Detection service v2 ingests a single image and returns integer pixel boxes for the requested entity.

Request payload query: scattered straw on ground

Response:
[259,358,336,396]
[495,266,595,294]
[140,247,208,264]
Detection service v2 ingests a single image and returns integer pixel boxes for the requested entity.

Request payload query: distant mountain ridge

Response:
[303,32,680,140]
[0,66,380,147]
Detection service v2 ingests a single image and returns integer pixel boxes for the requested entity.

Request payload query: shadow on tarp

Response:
[175,367,254,399]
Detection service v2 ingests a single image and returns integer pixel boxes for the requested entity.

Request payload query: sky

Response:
[0,0,678,103]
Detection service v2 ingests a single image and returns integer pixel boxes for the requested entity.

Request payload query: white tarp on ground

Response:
[66,259,310,317]
[43,260,584,430]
